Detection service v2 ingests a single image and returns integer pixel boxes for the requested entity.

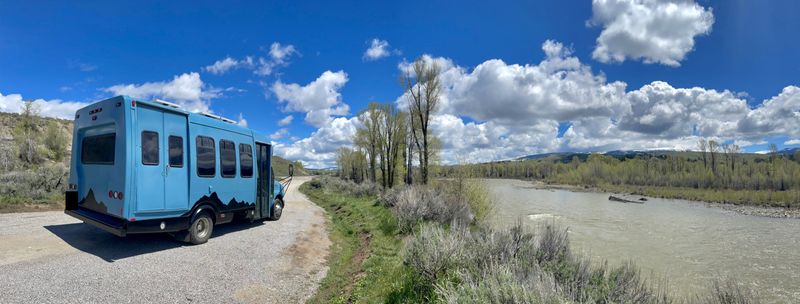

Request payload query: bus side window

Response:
[240,143,253,178]
[142,131,159,165]
[196,136,216,177]
[220,140,236,178]
[168,136,183,168]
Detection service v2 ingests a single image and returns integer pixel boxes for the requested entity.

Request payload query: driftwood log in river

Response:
[608,195,645,204]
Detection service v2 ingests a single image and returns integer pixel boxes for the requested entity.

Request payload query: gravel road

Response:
[0,176,330,304]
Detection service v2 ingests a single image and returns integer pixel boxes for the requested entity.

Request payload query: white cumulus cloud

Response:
[204,56,246,75]
[202,42,298,77]
[363,38,395,61]
[104,72,219,113]
[589,0,714,66]
[282,39,799,167]
[0,92,89,120]
[237,113,248,127]
[273,116,360,168]
[271,70,350,128]
[278,115,294,126]
[269,42,297,63]
[270,128,289,140]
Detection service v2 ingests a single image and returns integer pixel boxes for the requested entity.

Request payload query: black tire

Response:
[188,211,214,245]
[268,198,284,221]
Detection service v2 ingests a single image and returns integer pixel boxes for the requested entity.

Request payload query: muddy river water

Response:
[486,179,800,303]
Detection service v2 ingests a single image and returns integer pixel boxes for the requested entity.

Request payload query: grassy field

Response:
[300,180,430,303]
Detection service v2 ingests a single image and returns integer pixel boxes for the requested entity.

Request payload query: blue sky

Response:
[1,1,800,167]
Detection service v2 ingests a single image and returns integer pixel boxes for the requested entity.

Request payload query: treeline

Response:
[440,142,800,206]
[336,57,442,188]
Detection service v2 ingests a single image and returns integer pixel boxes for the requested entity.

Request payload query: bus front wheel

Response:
[268,198,284,221]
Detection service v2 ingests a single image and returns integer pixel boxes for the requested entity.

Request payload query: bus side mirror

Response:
[288,163,294,177]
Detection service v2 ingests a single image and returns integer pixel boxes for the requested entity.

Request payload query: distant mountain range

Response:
[515,148,800,163]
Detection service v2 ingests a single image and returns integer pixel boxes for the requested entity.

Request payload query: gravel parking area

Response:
[0,176,330,304]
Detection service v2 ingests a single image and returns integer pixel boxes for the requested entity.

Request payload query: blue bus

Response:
[64,95,289,244]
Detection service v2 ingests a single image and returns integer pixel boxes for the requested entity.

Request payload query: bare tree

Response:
[708,140,719,174]
[769,143,779,162]
[404,117,414,185]
[377,104,407,188]
[16,101,43,165]
[401,57,441,185]
[336,147,369,183]
[729,144,740,171]
[354,102,382,184]
[698,139,708,169]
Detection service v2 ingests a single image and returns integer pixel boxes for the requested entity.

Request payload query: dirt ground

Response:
[0,176,330,304]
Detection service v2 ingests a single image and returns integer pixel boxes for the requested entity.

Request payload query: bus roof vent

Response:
[153,99,181,109]
[200,112,237,124]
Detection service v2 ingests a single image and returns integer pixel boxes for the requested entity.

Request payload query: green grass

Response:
[0,194,62,213]
[301,181,432,303]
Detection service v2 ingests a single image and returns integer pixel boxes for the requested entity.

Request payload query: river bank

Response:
[527,181,800,219]
[303,176,767,303]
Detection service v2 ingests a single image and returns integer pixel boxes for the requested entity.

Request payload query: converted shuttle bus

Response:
[65,96,288,244]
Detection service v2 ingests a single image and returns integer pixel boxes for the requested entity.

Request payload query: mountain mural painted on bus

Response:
[193,192,255,214]
[78,189,108,214]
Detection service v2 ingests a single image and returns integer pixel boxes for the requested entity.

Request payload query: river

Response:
[485,179,800,303]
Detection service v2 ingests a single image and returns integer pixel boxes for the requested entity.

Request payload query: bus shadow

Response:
[44,220,265,263]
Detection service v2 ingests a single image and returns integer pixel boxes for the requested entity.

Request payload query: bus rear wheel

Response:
[268,198,284,221]
[188,212,214,244]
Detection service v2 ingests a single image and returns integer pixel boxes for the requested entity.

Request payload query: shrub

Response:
[391,185,473,233]
[310,175,379,197]
[403,222,693,304]
[436,177,493,223]
[536,224,570,266]
[44,122,68,161]
[436,264,563,304]
[700,278,758,304]
[0,143,16,172]
[404,223,466,283]
[0,163,67,204]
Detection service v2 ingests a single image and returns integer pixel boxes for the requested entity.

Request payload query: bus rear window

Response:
[81,133,116,165]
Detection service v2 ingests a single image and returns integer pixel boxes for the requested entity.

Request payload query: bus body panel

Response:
[187,120,257,217]
[134,104,166,212]
[69,96,130,220]
[65,96,279,237]
[164,112,190,211]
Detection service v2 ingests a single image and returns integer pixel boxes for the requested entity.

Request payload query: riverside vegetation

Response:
[301,175,758,303]
[439,148,800,209]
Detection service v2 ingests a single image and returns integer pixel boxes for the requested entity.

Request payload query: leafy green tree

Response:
[14,101,43,165]
[401,57,442,185]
